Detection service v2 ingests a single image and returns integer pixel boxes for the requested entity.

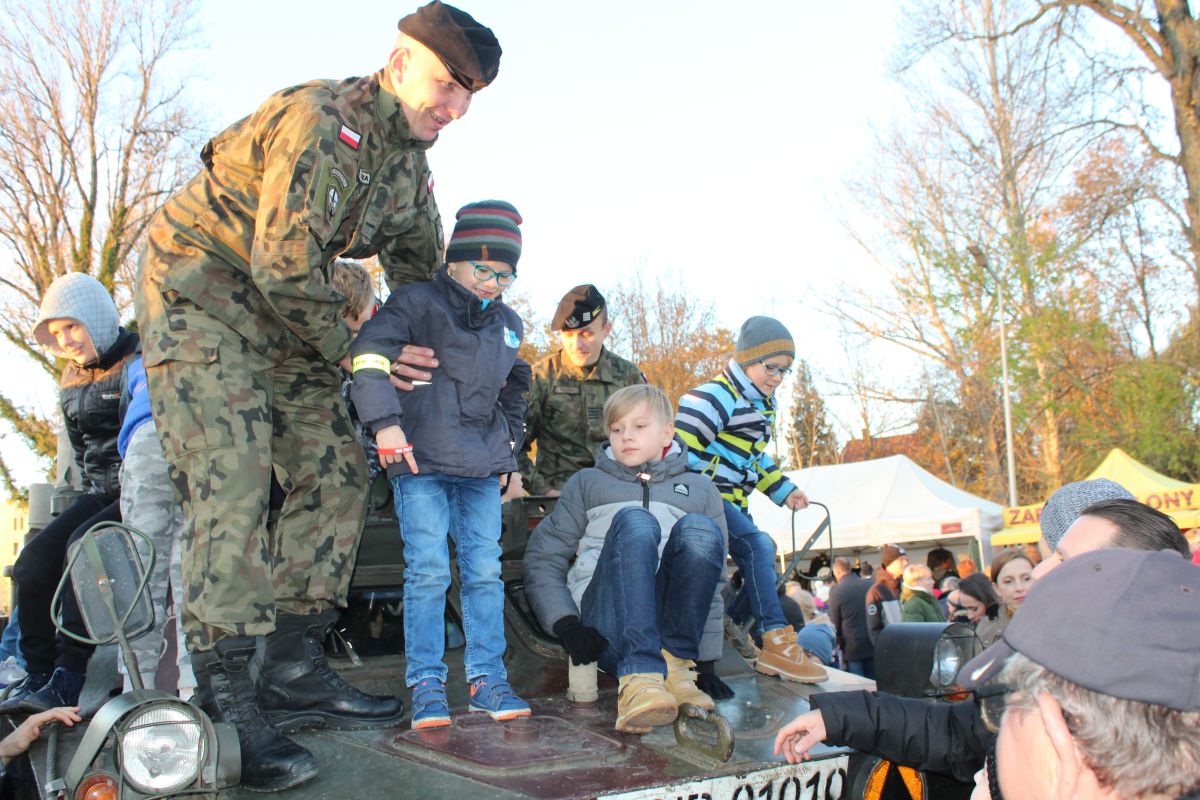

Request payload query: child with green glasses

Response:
[350,200,531,729]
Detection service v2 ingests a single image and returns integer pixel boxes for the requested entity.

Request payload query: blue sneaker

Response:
[468,676,530,721]
[19,667,85,714]
[0,670,50,714]
[410,679,451,730]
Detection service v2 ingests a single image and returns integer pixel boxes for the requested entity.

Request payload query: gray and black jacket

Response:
[523,441,729,661]
[60,328,140,498]
[350,267,530,479]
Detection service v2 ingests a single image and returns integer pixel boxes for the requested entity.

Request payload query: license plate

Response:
[601,756,849,800]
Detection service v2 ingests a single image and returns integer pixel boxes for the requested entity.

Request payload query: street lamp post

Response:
[969,245,1018,508]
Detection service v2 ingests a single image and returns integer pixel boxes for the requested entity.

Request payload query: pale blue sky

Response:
[3,1,904,483]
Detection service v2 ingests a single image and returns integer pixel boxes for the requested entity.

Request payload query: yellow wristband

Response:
[352,354,391,373]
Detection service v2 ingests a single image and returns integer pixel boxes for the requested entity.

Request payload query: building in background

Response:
[0,499,27,615]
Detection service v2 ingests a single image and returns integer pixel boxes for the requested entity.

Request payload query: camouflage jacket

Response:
[140,69,442,365]
[517,348,644,494]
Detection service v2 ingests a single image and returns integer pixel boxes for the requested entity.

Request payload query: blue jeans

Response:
[723,502,787,636]
[391,473,507,687]
[0,608,22,666]
[844,659,876,679]
[581,508,724,678]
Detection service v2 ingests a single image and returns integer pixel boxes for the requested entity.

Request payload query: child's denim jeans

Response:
[391,473,507,687]
[581,507,724,678]
[723,501,789,635]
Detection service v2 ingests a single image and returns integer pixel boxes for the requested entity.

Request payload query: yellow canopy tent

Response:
[993,448,1200,545]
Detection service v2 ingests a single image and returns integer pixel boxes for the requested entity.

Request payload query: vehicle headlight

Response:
[930,636,963,688]
[117,703,205,794]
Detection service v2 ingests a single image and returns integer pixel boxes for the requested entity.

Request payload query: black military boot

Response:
[259,611,406,732]
[192,637,319,793]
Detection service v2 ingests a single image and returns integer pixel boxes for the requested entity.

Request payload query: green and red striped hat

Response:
[445,200,522,269]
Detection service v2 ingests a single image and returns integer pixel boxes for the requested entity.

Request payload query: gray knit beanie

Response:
[735,316,794,367]
[1040,478,1135,550]
[32,273,119,359]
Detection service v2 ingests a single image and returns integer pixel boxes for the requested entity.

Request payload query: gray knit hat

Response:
[1040,478,1135,551]
[32,273,119,359]
[735,316,794,367]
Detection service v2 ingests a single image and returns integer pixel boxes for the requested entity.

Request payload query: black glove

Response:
[695,660,735,699]
[553,616,608,665]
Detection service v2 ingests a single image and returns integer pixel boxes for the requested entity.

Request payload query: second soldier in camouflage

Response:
[518,285,645,495]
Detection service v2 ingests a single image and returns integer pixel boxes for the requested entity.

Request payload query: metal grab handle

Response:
[673,703,735,762]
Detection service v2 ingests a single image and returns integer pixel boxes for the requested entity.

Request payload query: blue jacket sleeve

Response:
[349,292,415,434]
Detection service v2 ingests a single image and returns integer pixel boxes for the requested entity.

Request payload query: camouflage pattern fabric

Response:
[136,68,438,651]
[518,348,644,495]
[118,423,196,691]
[138,291,369,652]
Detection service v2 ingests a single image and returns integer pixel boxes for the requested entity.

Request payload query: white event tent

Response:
[746,455,1004,559]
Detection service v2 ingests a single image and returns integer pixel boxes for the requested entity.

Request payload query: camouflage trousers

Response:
[118,423,196,692]
[140,292,368,652]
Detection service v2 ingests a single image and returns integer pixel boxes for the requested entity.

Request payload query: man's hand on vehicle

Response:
[553,617,608,665]
[772,709,827,764]
[390,345,438,391]
[695,660,734,699]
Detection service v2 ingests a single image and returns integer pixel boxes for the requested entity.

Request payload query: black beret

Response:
[552,285,607,331]
[398,1,501,92]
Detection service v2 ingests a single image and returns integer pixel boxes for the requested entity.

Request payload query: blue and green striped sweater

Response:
[674,360,797,510]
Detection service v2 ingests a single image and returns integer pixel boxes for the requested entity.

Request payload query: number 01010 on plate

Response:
[602,756,849,800]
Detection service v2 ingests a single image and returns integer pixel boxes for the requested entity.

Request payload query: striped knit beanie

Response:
[444,200,522,269]
[735,316,794,367]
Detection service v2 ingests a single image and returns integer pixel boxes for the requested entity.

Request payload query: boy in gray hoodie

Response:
[3,274,140,713]
[523,385,728,733]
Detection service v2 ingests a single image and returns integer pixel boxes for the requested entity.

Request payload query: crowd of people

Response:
[2,1,1198,797]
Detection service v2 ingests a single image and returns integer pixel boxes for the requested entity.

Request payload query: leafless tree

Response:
[0,0,202,492]
[607,275,735,408]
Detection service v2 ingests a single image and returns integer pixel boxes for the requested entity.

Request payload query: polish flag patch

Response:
[427,173,435,194]
[338,125,361,150]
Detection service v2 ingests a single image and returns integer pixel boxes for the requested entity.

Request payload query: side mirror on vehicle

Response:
[47,521,240,799]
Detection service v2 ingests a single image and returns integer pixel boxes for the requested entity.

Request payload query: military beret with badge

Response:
[552,284,607,332]
[398,0,501,92]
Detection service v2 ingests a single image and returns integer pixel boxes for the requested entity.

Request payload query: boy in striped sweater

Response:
[675,317,827,684]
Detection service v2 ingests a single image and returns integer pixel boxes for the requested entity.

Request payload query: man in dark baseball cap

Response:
[960,549,1200,799]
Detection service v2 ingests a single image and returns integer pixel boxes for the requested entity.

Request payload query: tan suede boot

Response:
[661,651,715,711]
[615,673,678,734]
[755,627,828,683]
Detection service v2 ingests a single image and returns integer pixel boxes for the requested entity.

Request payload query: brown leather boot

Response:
[661,650,715,711]
[615,673,678,734]
[755,627,828,683]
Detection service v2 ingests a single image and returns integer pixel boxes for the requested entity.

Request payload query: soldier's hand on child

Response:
[784,489,810,511]
[376,425,419,474]
[390,345,439,391]
[0,706,82,766]
[772,709,827,764]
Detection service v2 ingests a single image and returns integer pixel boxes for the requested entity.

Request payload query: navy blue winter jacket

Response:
[350,267,530,479]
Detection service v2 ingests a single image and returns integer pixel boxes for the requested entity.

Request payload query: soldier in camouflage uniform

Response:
[133,2,502,791]
[518,285,645,496]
